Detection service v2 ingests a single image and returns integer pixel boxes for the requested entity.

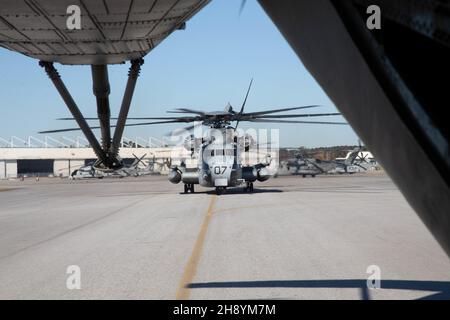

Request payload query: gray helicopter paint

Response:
[170,125,272,192]
[176,128,253,188]
[199,128,241,188]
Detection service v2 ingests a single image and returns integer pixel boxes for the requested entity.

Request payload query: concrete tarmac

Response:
[0,173,449,299]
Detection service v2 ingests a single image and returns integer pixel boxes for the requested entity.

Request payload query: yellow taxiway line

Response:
[176,195,217,300]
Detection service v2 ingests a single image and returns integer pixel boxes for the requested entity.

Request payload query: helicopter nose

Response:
[213,177,228,187]
[211,167,230,187]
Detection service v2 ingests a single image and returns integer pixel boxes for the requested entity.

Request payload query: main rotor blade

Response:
[235,78,253,130]
[246,119,348,125]
[109,119,191,127]
[57,117,99,120]
[39,127,94,134]
[254,112,342,119]
[39,119,189,134]
[57,116,198,121]
[239,79,253,115]
[239,0,247,16]
[58,108,332,122]
[132,153,147,167]
[243,105,320,116]
[167,108,206,115]
[126,116,198,121]
[167,123,205,136]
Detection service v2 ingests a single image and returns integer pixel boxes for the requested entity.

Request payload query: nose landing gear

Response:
[215,186,226,195]
[184,184,195,193]
[244,182,254,193]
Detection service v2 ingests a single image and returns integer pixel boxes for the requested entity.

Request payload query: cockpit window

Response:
[225,149,234,156]
[213,149,234,156]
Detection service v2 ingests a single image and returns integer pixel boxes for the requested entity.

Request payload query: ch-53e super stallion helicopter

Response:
[81,80,346,194]
[48,80,347,194]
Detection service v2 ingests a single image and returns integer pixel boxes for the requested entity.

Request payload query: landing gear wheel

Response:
[184,184,195,193]
[244,182,254,192]
[215,187,226,195]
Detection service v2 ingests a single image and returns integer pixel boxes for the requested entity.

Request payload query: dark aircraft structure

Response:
[0,0,210,171]
[1,1,450,258]
[257,0,450,257]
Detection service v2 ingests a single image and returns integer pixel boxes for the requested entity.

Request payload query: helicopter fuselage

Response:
[198,140,240,188]
[168,127,271,194]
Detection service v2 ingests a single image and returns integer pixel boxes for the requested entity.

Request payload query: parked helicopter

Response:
[281,142,379,177]
[69,153,148,179]
[280,147,367,178]
[48,80,347,193]
[281,147,363,176]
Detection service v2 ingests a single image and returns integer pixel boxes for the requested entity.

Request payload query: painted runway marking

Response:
[176,195,217,300]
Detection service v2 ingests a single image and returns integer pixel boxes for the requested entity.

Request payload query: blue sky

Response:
[0,0,358,147]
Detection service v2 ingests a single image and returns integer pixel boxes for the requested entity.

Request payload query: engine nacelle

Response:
[257,167,270,182]
[181,168,199,184]
[168,169,182,184]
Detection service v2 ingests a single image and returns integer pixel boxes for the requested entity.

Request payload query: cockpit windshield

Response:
[212,149,234,156]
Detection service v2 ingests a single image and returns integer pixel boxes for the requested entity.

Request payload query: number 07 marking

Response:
[214,166,227,174]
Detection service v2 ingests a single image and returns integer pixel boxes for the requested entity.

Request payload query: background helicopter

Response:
[69,153,148,179]
[280,140,379,177]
